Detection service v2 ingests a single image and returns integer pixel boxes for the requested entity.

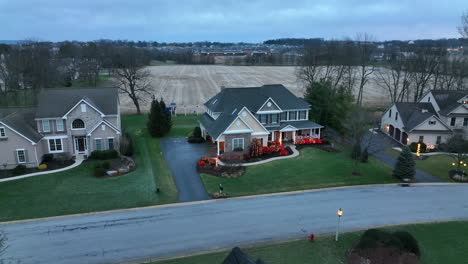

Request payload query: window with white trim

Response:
[56,120,64,132]
[49,139,63,152]
[72,119,85,129]
[450,117,456,126]
[232,138,244,150]
[259,114,267,124]
[299,111,307,120]
[108,138,114,150]
[289,111,297,120]
[0,127,5,138]
[95,138,103,151]
[280,112,287,121]
[16,149,26,163]
[42,120,51,132]
[271,114,278,124]
[81,104,87,112]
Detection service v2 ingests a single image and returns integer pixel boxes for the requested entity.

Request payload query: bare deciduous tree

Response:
[355,33,376,105]
[375,55,411,103]
[458,11,468,38]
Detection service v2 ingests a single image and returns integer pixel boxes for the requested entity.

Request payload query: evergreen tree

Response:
[147,99,164,137]
[159,99,172,135]
[393,146,416,180]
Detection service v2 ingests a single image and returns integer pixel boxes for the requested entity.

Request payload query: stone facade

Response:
[224,133,251,154]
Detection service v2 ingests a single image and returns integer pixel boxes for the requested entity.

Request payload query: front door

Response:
[75,137,87,154]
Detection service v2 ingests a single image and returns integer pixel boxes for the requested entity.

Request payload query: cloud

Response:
[0,0,464,42]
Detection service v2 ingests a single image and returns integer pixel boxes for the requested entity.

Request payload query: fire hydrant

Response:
[309,234,315,242]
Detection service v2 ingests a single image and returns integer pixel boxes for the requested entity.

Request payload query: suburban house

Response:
[0,87,121,169]
[380,90,468,147]
[199,84,323,155]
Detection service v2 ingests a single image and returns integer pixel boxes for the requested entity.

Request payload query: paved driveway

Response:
[365,131,443,183]
[1,184,467,264]
[160,138,215,202]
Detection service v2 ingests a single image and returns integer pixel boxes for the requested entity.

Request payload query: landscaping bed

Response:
[219,141,292,164]
[449,170,468,182]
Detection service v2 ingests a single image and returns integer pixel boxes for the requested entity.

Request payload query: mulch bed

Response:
[347,243,420,264]
[198,164,245,178]
[221,146,294,164]
[0,159,75,179]
[295,143,341,153]
[449,170,468,182]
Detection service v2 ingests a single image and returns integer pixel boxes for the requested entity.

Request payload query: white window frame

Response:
[271,114,278,124]
[0,127,5,138]
[16,149,26,164]
[299,110,307,120]
[95,138,103,151]
[107,137,115,150]
[450,117,456,126]
[281,112,287,121]
[56,119,64,132]
[42,120,51,133]
[289,111,297,121]
[71,119,86,130]
[232,138,244,151]
[48,138,64,153]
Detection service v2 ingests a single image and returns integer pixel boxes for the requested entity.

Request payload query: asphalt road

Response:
[1,184,467,264]
[160,138,213,202]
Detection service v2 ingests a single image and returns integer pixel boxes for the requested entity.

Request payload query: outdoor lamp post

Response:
[335,208,343,242]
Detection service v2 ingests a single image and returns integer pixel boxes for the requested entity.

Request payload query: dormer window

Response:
[72,119,85,129]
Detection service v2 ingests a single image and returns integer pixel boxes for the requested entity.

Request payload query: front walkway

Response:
[160,138,213,202]
[364,131,443,183]
[0,157,84,183]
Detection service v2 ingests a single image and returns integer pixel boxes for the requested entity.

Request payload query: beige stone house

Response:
[380,90,468,147]
[199,84,323,155]
[0,87,121,169]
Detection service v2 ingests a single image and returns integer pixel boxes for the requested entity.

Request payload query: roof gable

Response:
[87,120,121,136]
[394,102,438,131]
[257,97,282,113]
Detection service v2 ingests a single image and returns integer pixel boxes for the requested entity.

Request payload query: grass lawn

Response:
[0,114,199,222]
[153,221,468,264]
[387,149,454,182]
[202,146,397,197]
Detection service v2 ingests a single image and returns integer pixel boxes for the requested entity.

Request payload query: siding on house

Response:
[0,125,39,169]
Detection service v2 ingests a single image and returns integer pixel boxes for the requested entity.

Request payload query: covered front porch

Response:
[270,126,322,145]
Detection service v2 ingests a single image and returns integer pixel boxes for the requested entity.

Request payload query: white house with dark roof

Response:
[199,84,323,155]
[381,90,468,147]
[0,87,121,169]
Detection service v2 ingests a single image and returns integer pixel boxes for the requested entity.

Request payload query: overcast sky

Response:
[0,0,465,42]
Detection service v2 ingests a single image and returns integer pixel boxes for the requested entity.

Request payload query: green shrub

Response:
[120,132,134,156]
[393,231,420,257]
[101,162,111,170]
[90,150,119,160]
[12,165,27,176]
[193,126,202,138]
[409,142,427,153]
[42,154,54,163]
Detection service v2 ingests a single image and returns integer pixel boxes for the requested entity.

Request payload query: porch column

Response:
[318,128,321,139]
[310,128,312,137]
[216,141,220,156]
[292,131,296,143]
[279,132,282,144]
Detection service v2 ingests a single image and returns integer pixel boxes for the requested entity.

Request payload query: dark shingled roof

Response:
[36,87,119,118]
[205,84,310,113]
[431,90,468,116]
[395,102,438,131]
[222,247,265,264]
[266,120,323,131]
[0,107,43,143]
